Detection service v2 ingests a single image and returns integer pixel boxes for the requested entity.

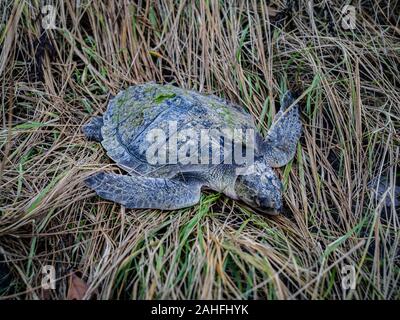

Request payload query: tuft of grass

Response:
[0,0,399,299]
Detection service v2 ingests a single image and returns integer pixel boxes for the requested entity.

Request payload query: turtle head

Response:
[234,159,283,214]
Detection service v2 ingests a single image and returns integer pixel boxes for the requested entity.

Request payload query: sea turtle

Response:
[83,83,301,214]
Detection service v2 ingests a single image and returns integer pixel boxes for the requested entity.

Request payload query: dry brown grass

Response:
[0,0,399,299]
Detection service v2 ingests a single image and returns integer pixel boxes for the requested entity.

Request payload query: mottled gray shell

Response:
[101,83,258,177]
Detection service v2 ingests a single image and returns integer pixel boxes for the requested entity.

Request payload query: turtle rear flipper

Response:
[85,172,203,210]
[262,91,302,167]
[83,116,103,142]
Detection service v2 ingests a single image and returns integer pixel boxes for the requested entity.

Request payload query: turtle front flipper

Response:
[85,172,203,210]
[262,91,302,167]
[82,116,103,142]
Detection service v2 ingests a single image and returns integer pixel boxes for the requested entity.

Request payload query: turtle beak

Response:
[271,195,283,215]
[257,197,282,215]
[274,201,282,214]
